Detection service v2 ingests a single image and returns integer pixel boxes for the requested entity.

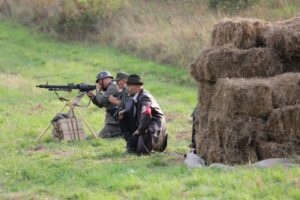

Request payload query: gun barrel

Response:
[36,83,96,92]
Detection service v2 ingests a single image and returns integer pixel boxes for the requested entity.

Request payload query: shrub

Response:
[1,0,127,39]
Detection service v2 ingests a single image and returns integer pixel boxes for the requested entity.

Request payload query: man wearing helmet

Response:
[87,70,121,138]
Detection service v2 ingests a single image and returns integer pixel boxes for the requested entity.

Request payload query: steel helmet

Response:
[95,70,113,83]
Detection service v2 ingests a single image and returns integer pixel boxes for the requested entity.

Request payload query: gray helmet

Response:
[96,70,113,83]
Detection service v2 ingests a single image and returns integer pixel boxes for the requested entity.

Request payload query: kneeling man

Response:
[120,74,168,154]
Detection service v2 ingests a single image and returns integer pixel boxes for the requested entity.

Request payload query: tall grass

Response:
[1,0,300,67]
[98,0,215,68]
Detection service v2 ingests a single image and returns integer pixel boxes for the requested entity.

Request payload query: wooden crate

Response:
[57,118,86,141]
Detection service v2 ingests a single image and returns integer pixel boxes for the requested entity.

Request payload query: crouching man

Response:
[87,70,121,138]
[119,74,168,154]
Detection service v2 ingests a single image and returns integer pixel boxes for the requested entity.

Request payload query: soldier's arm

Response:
[87,90,103,108]
[93,84,119,108]
[109,88,130,108]
[119,91,131,110]
[109,95,121,106]
[91,92,104,108]
[138,96,152,133]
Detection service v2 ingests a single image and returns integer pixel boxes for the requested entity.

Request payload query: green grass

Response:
[0,20,299,200]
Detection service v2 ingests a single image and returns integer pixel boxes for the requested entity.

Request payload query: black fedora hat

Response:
[127,74,144,85]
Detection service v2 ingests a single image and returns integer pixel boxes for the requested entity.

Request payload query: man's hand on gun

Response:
[87,91,94,98]
[87,82,103,98]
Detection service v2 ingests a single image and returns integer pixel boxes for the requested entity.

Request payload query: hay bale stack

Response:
[211,17,266,49]
[191,16,300,165]
[191,47,283,83]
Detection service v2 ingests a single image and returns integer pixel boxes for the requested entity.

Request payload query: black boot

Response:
[126,134,139,154]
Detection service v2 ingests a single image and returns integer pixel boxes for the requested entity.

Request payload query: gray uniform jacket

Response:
[91,82,120,125]
[118,86,131,111]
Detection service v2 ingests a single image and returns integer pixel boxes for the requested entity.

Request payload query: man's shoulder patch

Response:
[141,105,151,115]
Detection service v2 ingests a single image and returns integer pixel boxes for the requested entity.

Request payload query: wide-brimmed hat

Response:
[113,72,129,81]
[127,74,144,85]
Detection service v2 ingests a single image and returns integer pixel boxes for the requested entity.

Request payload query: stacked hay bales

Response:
[191,16,300,164]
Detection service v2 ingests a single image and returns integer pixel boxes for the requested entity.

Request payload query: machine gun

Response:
[36,83,96,92]
[36,82,98,142]
[36,83,96,105]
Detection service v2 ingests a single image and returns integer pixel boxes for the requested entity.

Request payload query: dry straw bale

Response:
[190,62,200,83]
[190,48,211,82]
[211,16,300,58]
[195,111,298,164]
[194,110,209,157]
[197,82,215,111]
[219,115,262,164]
[197,73,300,114]
[271,73,300,108]
[257,141,295,160]
[260,16,300,58]
[194,127,211,162]
[196,114,266,164]
[210,78,273,117]
[211,17,266,49]
[197,109,209,132]
[195,113,222,163]
[267,105,300,144]
[191,47,283,83]
[283,56,300,72]
[207,73,300,114]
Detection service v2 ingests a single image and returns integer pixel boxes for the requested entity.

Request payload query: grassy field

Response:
[0,20,300,200]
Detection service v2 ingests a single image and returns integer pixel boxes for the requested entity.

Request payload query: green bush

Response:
[1,0,127,40]
[54,0,127,39]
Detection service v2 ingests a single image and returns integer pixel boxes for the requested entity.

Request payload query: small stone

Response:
[184,152,205,168]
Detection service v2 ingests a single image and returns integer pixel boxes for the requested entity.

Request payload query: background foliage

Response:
[1,0,300,67]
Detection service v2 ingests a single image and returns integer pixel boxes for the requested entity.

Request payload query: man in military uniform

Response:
[109,72,139,142]
[109,72,131,112]
[120,74,168,154]
[87,70,121,138]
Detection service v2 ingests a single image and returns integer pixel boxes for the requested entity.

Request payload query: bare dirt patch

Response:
[175,131,191,141]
